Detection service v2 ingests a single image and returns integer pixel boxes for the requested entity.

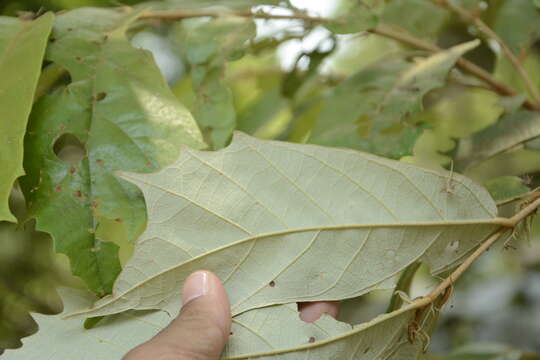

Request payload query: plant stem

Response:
[435,0,540,106]
[139,8,540,111]
[370,25,540,111]
[140,9,326,22]
[414,196,540,308]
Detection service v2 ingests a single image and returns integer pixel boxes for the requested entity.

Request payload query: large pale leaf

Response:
[455,111,540,170]
[0,14,54,222]
[70,132,498,319]
[309,41,479,159]
[5,287,440,360]
[19,8,204,295]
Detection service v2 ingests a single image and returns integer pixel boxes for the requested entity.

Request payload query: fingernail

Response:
[182,271,209,305]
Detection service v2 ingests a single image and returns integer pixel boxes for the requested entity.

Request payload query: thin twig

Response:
[140,9,326,22]
[436,0,540,106]
[370,25,540,111]
[496,189,540,207]
[413,196,540,308]
[139,9,540,111]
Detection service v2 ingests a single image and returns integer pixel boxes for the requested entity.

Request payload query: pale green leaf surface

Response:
[492,0,540,53]
[309,41,479,159]
[381,0,448,40]
[70,133,497,319]
[19,8,204,295]
[192,67,236,149]
[6,287,436,360]
[183,16,256,148]
[325,0,382,34]
[0,14,54,222]
[455,111,540,170]
[484,176,530,204]
[494,52,540,103]
[3,288,164,359]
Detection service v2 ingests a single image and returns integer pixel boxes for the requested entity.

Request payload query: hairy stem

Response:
[435,0,540,106]
[414,196,540,309]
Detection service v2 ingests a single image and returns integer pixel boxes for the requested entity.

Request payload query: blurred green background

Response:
[1,0,540,358]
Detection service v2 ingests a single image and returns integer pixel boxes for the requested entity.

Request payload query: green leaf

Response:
[192,66,236,149]
[484,176,530,204]
[139,0,281,11]
[7,284,444,359]
[0,13,54,222]
[381,0,449,40]
[182,16,256,148]
[309,40,480,159]
[494,51,540,103]
[325,0,382,34]
[68,132,497,319]
[0,216,61,349]
[455,111,540,170]
[19,8,204,295]
[492,0,540,53]
[237,86,291,139]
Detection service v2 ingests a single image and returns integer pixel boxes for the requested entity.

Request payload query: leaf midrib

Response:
[67,175,504,318]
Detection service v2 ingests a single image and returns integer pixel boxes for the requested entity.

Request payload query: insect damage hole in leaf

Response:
[52,133,86,166]
[67,132,500,321]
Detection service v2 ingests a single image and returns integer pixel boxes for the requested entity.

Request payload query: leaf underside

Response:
[5,287,439,360]
[8,133,497,359]
[70,132,497,320]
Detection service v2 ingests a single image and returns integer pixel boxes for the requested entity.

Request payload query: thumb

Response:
[124,271,231,360]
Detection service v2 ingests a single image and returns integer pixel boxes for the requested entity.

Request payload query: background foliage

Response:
[1,0,540,358]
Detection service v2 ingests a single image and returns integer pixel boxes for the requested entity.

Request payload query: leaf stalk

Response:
[435,0,540,106]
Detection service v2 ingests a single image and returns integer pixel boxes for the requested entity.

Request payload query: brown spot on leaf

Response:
[145,161,152,167]
[69,167,76,174]
[96,159,105,167]
[75,56,83,62]
[308,337,315,343]
[269,281,276,287]
[73,190,83,198]
[114,218,123,223]
[95,92,107,102]
[91,200,98,208]
[54,185,63,192]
